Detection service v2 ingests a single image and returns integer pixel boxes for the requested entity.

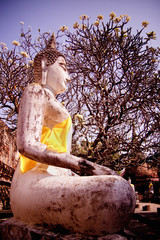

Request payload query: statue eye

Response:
[60,63,67,71]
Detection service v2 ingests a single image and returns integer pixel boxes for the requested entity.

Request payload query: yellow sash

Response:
[20,116,72,173]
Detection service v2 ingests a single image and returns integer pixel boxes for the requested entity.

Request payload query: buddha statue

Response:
[10,34,136,236]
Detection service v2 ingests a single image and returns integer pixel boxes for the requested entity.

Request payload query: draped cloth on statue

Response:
[20,116,72,173]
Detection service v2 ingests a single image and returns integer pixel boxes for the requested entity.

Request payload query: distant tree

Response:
[0,24,51,130]
[0,14,159,170]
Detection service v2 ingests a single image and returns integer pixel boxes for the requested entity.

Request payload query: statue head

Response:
[34,33,70,94]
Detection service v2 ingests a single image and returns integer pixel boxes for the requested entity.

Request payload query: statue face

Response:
[46,56,70,94]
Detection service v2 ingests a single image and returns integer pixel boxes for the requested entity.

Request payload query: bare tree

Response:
[0,14,159,170]
[60,14,160,170]
[0,25,51,130]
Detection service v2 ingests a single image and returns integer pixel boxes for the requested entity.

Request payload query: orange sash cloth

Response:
[20,116,72,173]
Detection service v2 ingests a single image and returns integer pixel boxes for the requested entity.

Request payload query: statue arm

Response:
[17,84,81,170]
[17,84,117,176]
[17,84,47,157]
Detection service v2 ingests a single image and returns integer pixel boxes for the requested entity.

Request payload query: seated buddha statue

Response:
[10,34,136,236]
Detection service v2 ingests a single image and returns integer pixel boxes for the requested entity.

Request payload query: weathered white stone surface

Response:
[10,39,136,237]
[10,164,136,236]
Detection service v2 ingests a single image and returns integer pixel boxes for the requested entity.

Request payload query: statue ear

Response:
[41,58,48,85]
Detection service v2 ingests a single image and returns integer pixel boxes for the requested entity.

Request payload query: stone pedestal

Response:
[0,218,61,240]
[0,218,130,240]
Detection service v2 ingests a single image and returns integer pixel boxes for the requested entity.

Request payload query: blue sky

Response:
[0,0,160,48]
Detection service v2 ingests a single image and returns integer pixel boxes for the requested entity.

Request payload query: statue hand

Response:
[78,159,118,176]
[78,159,95,175]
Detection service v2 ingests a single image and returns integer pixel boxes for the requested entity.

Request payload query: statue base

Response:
[0,218,132,240]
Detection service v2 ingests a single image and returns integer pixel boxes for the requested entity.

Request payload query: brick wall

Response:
[0,120,18,210]
[0,120,18,169]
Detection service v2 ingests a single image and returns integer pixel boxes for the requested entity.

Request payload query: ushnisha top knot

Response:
[34,33,65,83]
[46,33,56,49]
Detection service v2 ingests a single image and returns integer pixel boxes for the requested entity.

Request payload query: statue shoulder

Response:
[24,83,45,94]
[19,83,47,118]
[20,83,47,105]
[22,83,47,100]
